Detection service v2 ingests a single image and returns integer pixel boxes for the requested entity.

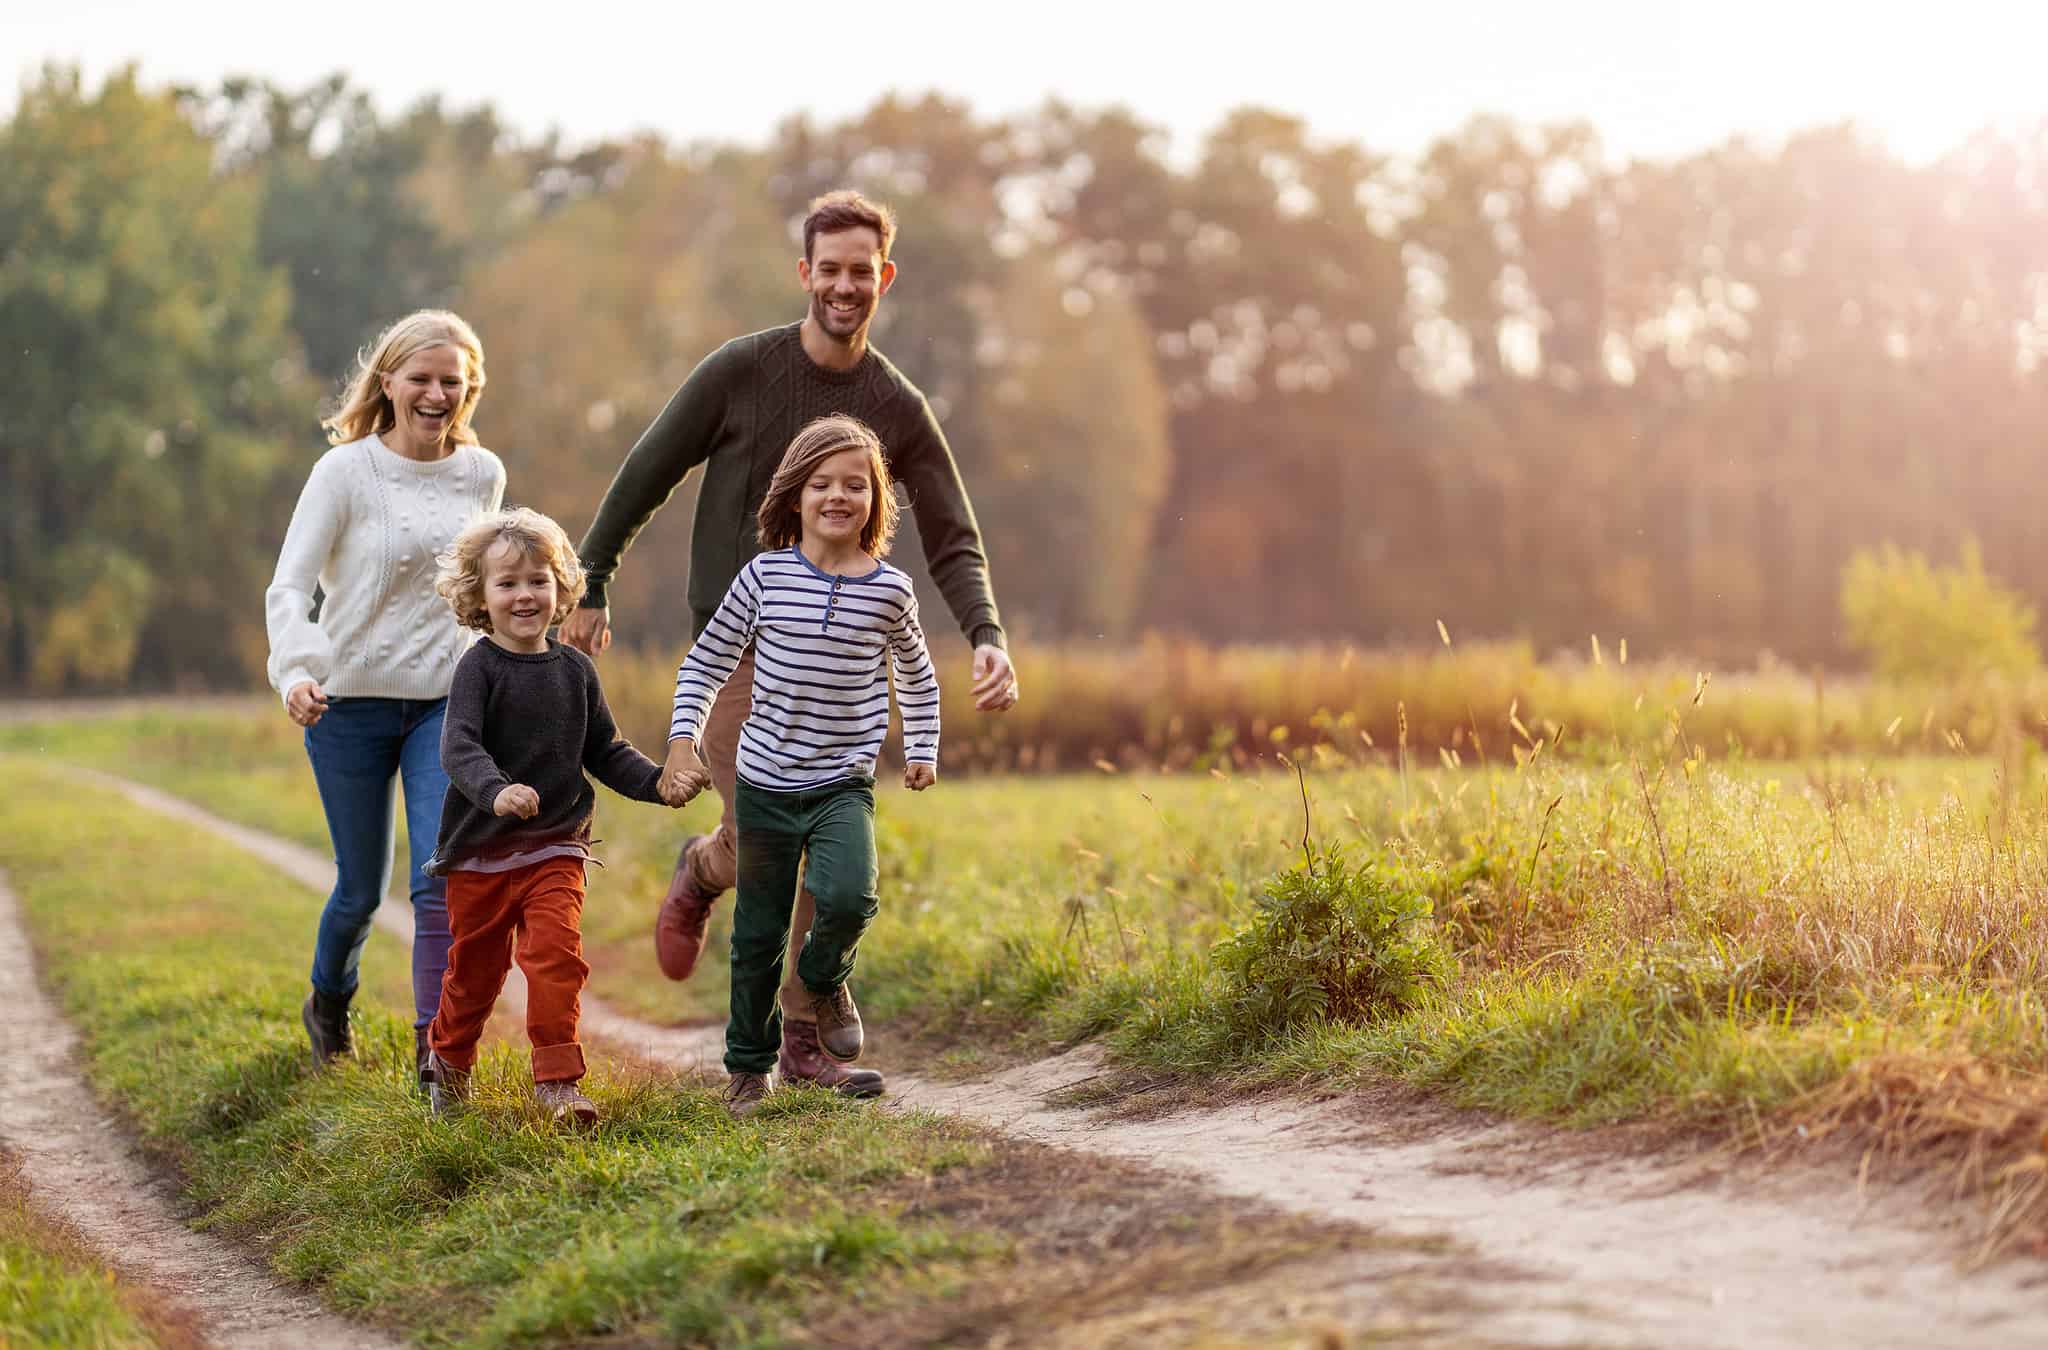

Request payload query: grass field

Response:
[9,684,2048,1260]
[0,753,1433,1347]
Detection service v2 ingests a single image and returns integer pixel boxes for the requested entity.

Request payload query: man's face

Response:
[799,227,896,345]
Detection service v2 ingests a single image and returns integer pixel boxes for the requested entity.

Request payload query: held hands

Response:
[903,762,937,791]
[493,784,541,818]
[660,739,712,808]
[286,681,329,728]
[969,644,1019,713]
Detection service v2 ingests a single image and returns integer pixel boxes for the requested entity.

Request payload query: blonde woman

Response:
[265,310,506,1089]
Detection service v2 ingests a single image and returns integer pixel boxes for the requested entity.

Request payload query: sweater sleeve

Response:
[478,447,508,513]
[580,659,664,803]
[670,563,761,742]
[264,453,345,703]
[440,651,514,811]
[889,396,1006,651]
[575,343,733,609]
[888,589,942,767]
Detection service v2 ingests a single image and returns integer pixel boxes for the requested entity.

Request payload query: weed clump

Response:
[1212,847,1448,1045]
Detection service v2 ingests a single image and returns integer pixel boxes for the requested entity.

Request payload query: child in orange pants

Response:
[424,507,702,1123]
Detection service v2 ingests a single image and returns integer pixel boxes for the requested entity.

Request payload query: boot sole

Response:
[817,1033,863,1063]
[831,1079,885,1100]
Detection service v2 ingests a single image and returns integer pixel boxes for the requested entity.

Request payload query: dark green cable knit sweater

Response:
[575,323,1006,650]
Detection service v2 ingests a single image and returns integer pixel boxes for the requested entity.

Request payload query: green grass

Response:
[0,756,1013,1347]
[1,1163,183,1349]
[16,700,2048,1253]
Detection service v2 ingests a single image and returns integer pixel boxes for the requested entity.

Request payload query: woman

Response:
[265,310,507,1087]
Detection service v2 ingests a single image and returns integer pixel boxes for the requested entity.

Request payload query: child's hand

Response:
[494,784,541,818]
[658,772,707,808]
[661,740,711,807]
[903,763,937,791]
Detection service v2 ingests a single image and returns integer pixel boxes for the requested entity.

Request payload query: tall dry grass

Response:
[594,635,2048,774]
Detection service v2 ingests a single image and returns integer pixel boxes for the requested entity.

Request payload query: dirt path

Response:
[80,768,2048,1348]
[0,870,398,1350]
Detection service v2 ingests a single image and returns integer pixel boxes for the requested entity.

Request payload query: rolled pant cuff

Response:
[530,1042,586,1083]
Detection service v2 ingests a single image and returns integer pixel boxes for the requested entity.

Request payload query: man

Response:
[564,189,1018,1099]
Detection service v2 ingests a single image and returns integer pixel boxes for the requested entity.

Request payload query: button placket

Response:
[821,575,844,632]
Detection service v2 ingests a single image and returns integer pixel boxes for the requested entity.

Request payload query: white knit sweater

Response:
[265,434,507,705]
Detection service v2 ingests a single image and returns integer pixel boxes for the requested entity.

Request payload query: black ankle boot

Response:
[415,1028,435,1095]
[300,987,353,1067]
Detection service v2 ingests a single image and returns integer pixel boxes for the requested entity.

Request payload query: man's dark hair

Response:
[803,190,897,262]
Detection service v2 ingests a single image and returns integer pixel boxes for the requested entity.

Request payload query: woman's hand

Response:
[661,739,711,807]
[903,763,937,791]
[286,681,329,727]
[493,784,541,818]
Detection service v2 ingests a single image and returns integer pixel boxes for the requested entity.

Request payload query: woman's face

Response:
[379,344,470,454]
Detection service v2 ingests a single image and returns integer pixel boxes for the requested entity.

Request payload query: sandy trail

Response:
[72,767,2048,1347]
[0,869,397,1350]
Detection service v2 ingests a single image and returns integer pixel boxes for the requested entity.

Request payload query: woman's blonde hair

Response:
[756,415,899,557]
[322,309,487,446]
[435,507,587,634]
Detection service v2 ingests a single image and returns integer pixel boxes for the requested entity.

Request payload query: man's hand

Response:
[903,762,937,791]
[286,680,329,728]
[494,784,541,818]
[661,738,711,807]
[969,644,1018,713]
[562,605,612,657]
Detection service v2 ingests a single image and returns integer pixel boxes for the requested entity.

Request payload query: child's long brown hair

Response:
[756,415,899,557]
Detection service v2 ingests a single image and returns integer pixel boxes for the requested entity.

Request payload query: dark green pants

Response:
[726,776,879,1074]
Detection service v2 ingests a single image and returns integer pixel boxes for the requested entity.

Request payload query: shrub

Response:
[1212,847,1449,1044]
[1841,537,2040,682]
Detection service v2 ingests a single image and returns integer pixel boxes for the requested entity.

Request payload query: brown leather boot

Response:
[779,1019,884,1098]
[534,1080,599,1128]
[808,983,864,1062]
[723,1070,775,1119]
[654,835,720,981]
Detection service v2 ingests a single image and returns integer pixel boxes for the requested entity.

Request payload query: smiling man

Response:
[564,189,1018,1100]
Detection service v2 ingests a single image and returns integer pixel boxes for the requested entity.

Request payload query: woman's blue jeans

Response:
[303,696,453,1030]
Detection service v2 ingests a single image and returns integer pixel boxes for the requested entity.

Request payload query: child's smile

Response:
[481,540,558,653]
[800,447,874,554]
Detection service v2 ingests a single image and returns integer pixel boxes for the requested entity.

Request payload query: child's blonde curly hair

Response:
[435,507,587,634]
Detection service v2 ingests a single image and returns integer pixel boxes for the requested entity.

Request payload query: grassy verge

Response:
[15,707,2048,1258]
[0,753,1440,1346]
[1,1153,201,1349]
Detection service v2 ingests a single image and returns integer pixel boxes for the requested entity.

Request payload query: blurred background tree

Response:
[2,67,305,690]
[11,64,2048,689]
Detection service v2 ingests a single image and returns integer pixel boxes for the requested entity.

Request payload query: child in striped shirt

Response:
[661,415,939,1118]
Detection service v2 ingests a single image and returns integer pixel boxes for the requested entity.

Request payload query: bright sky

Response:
[11,0,2048,165]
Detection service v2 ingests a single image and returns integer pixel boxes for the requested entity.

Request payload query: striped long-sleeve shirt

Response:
[670,548,940,790]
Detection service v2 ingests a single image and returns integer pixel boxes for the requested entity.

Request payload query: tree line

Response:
[7,64,2048,691]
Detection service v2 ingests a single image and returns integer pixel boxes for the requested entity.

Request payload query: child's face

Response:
[799,447,874,551]
[481,539,557,653]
